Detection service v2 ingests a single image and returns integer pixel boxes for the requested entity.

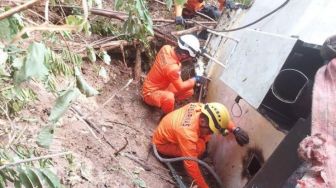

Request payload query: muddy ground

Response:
[0,0,229,187]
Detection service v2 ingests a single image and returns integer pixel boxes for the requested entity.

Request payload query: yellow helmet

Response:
[201,103,231,134]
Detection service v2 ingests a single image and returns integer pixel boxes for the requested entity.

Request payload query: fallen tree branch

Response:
[114,137,128,156]
[0,151,71,170]
[89,8,177,45]
[0,0,40,21]
[171,26,205,36]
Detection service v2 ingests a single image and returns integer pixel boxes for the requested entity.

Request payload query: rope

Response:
[152,144,224,188]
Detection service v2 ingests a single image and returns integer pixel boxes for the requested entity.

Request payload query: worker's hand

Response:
[233,127,249,146]
[175,16,186,26]
[194,75,208,85]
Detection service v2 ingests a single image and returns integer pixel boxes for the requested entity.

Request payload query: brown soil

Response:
[0,0,225,187]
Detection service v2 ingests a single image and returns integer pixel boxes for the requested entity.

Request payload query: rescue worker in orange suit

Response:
[175,0,226,26]
[152,102,249,188]
[142,34,207,114]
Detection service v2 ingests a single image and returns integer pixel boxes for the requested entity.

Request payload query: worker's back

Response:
[153,103,203,145]
[142,45,181,96]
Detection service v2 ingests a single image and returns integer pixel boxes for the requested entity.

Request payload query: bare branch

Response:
[114,137,128,156]
[171,26,205,36]
[154,0,166,5]
[82,0,88,20]
[0,151,71,170]
[44,0,49,23]
[0,0,40,21]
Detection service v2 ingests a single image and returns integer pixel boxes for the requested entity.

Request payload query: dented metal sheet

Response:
[219,29,297,108]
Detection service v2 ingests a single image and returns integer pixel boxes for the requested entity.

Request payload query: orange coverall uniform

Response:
[153,103,211,188]
[185,0,225,12]
[142,45,195,113]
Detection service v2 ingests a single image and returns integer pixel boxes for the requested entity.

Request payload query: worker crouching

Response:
[152,102,249,188]
[142,34,207,114]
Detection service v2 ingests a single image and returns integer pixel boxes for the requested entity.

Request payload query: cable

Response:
[208,0,290,32]
[153,144,224,188]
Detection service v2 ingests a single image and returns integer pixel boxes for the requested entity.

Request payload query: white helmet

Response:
[177,34,200,57]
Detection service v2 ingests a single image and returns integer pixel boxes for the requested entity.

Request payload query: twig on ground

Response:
[104,120,143,135]
[154,0,166,5]
[8,124,28,147]
[0,0,40,21]
[101,79,133,107]
[122,152,152,171]
[0,151,71,170]
[0,104,16,149]
[114,137,128,156]
[120,43,127,67]
[70,107,117,151]
[70,107,101,142]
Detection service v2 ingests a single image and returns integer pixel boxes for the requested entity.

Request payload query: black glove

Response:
[233,127,249,146]
[175,16,186,26]
[194,75,208,84]
[198,0,204,2]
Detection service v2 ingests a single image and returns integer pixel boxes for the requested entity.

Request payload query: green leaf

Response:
[87,47,96,63]
[18,168,34,188]
[133,178,147,188]
[48,88,80,123]
[40,169,61,188]
[25,168,43,188]
[75,67,99,97]
[36,125,54,148]
[115,0,123,10]
[65,15,84,26]
[0,48,9,76]
[0,175,5,188]
[0,12,25,40]
[99,51,111,65]
[14,42,48,83]
[14,181,21,188]
[30,168,47,188]
[165,0,173,10]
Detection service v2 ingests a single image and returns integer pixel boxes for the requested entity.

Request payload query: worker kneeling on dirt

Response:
[142,34,207,114]
[152,102,249,188]
[175,0,225,26]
